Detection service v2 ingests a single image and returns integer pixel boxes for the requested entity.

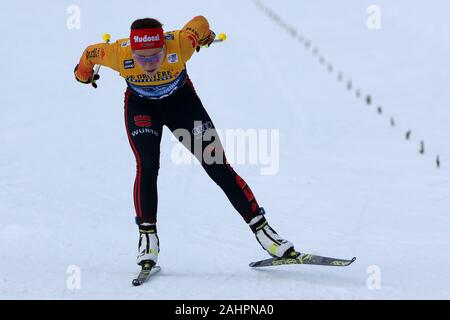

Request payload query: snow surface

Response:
[0,0,449,299]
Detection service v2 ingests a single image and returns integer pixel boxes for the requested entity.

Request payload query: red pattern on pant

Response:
[225,160,260,221]
[124,90,143,219]
[185,77,197,94]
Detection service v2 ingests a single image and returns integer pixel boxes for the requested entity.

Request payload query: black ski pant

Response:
[124,80,261,225]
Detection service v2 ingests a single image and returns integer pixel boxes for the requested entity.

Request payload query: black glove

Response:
[196,30,216,52]
[74,64,100,88]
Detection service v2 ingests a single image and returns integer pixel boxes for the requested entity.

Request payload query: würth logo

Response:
[134,115,151,127]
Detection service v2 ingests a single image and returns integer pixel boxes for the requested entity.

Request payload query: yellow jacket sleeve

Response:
[75,41,121,82]
[179,16,212,63]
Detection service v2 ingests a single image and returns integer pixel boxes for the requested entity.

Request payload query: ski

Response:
[132,263,161,286]
[249,252,356,268]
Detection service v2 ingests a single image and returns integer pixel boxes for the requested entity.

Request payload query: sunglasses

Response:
[132,50,165,65]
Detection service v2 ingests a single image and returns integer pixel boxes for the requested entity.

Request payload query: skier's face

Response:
[132,45,165,77]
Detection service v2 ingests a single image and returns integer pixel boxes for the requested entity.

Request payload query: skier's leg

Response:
[124,90,163,265]
[162,82,260,223]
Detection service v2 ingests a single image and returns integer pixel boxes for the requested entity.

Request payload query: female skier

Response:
[74,16,297,269]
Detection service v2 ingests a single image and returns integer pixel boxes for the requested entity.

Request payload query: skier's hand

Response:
[196,30,216,52]
[74,64,100,88]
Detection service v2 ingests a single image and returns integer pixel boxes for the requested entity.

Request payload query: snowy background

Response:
[0,0,449,299]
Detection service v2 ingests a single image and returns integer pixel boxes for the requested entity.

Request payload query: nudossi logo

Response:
[133,34,160,44]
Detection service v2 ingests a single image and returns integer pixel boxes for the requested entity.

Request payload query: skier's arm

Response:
[179,15,214,62]
[74,41,120,83]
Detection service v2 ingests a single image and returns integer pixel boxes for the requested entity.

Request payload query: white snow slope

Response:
[0,0,449,299]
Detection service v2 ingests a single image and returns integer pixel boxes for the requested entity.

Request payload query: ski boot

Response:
[249,208,299,258]
[136,223,159,267]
